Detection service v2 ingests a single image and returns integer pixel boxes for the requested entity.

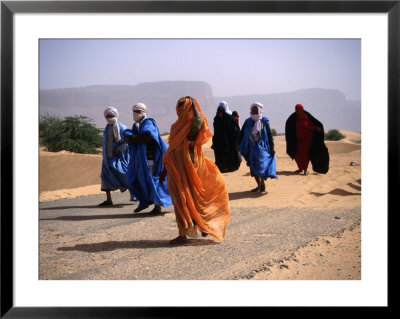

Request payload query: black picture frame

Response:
[1,0,396,317]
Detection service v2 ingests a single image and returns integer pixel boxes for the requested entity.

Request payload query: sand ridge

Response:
[39,130,361,280]
[40,130,361,211]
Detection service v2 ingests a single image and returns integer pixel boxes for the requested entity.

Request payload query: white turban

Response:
[104,106,119,118]
[132,103,147,124]
[218,101,232,115]
[132,103,147,112]
[104,107,121,142]
[250,102,263,136]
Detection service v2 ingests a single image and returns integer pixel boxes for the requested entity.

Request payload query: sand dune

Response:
[39,131,361,212]
[39,130,361,280]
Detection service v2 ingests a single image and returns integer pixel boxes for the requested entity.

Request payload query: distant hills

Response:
[40,81,360,134]
[217,88,361,134]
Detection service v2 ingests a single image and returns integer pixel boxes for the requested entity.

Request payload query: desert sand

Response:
[39,130,361,280]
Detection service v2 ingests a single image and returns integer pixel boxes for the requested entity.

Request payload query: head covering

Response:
[167,96,212,153]
[104,107,121,142]
[175,96,193,119]
[295,103,309,126]
[216,106,225,116]
[295,104,304,112]
[218,101,232,115]
[132,103,147,123]
[133,103,147,112]
[250,102,263,136]
[232,111,240,126]
[104,106,119,118]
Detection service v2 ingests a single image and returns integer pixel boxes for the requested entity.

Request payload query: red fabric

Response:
[295,105,318,171]
[295,104,304,112]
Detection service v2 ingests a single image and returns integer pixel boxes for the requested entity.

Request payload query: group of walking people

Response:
[210,100,329,193]
[100,97,329,244]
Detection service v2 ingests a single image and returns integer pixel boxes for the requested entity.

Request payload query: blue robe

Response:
[101,122,135,200]
[125,118,172,207]
[239,116,277,180]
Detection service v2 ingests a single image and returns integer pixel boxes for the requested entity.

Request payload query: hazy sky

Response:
[40,39,361,100]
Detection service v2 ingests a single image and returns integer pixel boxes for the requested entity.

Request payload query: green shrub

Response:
[271,128,278,136]
[40,115,103,154]
[39,114,62,138]
[325,129,346,141]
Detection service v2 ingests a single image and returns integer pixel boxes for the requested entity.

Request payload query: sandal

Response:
[251,186,260,192]
[98,200,113,206]
[170,236,188,244]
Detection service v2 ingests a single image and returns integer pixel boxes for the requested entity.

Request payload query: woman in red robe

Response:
[285,104,329,175]
[294,104,321,174]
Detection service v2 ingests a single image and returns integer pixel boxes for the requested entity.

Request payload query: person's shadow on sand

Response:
[40,204,134,210]
[228,191,267,200]
[40,211,172,221]
[310,189,361,197]
[57,239,219,252]
[277,170,318,176]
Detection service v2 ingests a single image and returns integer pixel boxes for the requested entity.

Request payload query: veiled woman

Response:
[211,101,242,172]
[285,104,329,175]
[160,96,231,244]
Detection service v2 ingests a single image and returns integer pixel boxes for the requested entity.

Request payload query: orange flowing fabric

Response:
[163,97,231,240]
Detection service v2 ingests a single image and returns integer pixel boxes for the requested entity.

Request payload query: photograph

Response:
[1,0,394,315]
[39,38,362,281]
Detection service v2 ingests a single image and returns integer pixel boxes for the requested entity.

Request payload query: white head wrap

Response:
[218,101,232,115]
[132,103,147,124]
[104,106,119,118]
[104,107,121,142]
[250,102,263,136]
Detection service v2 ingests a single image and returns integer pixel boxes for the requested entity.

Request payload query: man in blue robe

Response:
[238,102,277,193]
[99,107,135,206]
[124,103,172,213]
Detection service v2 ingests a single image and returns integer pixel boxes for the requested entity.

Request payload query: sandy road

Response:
[39,192,360,280]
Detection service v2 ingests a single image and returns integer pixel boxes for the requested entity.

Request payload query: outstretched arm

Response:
[124,134,154,144]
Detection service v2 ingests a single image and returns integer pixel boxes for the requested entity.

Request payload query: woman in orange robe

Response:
[160,96,231,244]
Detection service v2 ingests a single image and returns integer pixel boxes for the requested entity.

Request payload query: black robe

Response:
[211,109,242,172]
[285,111,330,174]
